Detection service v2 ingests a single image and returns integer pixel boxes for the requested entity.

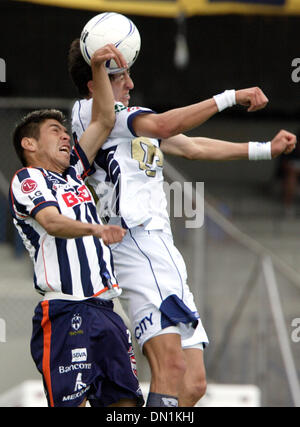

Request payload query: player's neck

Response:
[28,159,66,175]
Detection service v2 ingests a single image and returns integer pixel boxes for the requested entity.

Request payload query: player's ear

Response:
[21,137,37,153]
[87,80,94,96]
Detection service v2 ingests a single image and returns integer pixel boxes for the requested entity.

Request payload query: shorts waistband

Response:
[42,292,87,302]
[42,292,114,308]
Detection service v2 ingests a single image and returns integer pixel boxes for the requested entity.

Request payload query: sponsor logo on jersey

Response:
[69,313,84,336]
[52,183,73,191]
[45,175,61,184]
[74,373,86,392]
[127,106,140,112]
[71,313,82,331]
[134,313,153,340]
[71,348,87,362]
[62,373,90,402]
[161,397,178,407]
[128,345,138,378]
[62,185,92,208]
[114,103,126,113]
[21,178,37,194]
[59,363,91,374]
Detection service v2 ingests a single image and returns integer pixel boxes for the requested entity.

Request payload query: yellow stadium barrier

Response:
[13,0,300,17]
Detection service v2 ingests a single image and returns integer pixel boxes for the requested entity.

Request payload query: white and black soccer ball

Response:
[80,12,141,74]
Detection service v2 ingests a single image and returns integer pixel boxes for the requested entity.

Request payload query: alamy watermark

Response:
[0,318,6,343]
[95,181,204,229]
[291,318,300,343]
[164,181,204,228]
[0,58,6,82]
[291,58,300,83]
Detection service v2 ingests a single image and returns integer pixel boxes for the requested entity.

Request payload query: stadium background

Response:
[0,0,300,406]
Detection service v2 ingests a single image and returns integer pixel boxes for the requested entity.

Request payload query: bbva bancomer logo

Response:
[0,58,6,83]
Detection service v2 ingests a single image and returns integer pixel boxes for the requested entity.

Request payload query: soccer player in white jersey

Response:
[9,45,144,407]
[68,38,296,407]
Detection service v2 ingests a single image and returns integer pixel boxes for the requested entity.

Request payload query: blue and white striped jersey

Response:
[9,143,119,299]
[72,100,171,234]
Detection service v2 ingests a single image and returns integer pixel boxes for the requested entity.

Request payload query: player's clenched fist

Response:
[270,130,297,158]
[235,87,269,112]
[95,224,126,245]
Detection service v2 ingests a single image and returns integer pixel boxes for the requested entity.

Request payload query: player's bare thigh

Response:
[78,397,137,407]
[178,347,207,406]
[143,332,186,394]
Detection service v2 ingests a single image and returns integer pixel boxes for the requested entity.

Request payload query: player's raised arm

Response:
[160,130,296,161]
[132,87,268,140]
[78,44,127,164]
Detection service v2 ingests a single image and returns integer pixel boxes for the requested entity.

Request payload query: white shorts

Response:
[110,226,209,350]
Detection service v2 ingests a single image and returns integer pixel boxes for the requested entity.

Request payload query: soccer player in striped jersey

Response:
[68,38,296,407]
[9,45,143,407]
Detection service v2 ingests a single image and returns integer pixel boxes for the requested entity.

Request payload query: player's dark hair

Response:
[13,109,66,166]
[68,38,116,98]
[68,38,92,98]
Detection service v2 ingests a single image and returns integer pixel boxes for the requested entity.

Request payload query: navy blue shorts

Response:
[30,298,144,407]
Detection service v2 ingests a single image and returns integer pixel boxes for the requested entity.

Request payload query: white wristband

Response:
[248,141,272,161]
[213,90,236,112]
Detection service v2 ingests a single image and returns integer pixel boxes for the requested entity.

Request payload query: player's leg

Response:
[111,228,207,407]
[82,398,137,407]
[89,300,144,407]
[178,347,206,407]
[78,397,87,407]
[109,398,138,407]
[31,300,95,407]
[143,332,186,406]
[80,397,137,407]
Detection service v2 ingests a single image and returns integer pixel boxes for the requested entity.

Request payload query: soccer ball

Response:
[80,12,141,74]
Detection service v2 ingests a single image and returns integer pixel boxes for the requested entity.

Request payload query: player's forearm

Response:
[91,61,115,128]
[136,87,269,140]
[37,211,126,245]
[154,99,219,139]
[79,62,115,163]
[162,129,296,161]
[36,210,100,239]
[46,218,99,239]
[156,87,268,139]
[188,137,249,161]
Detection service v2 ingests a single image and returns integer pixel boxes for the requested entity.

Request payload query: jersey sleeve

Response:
[71,98,92,142]
[71,98,156,145]
[70,143,95,179]
[9,168,59,219]
[112,103,156,139]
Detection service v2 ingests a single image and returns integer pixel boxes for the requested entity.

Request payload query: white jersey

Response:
[72,99,171,234]
[9,144,119,299]
[72,99,208,349]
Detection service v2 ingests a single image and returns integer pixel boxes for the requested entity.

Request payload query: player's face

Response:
[110,69,134,107]
[37,119,71,173]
